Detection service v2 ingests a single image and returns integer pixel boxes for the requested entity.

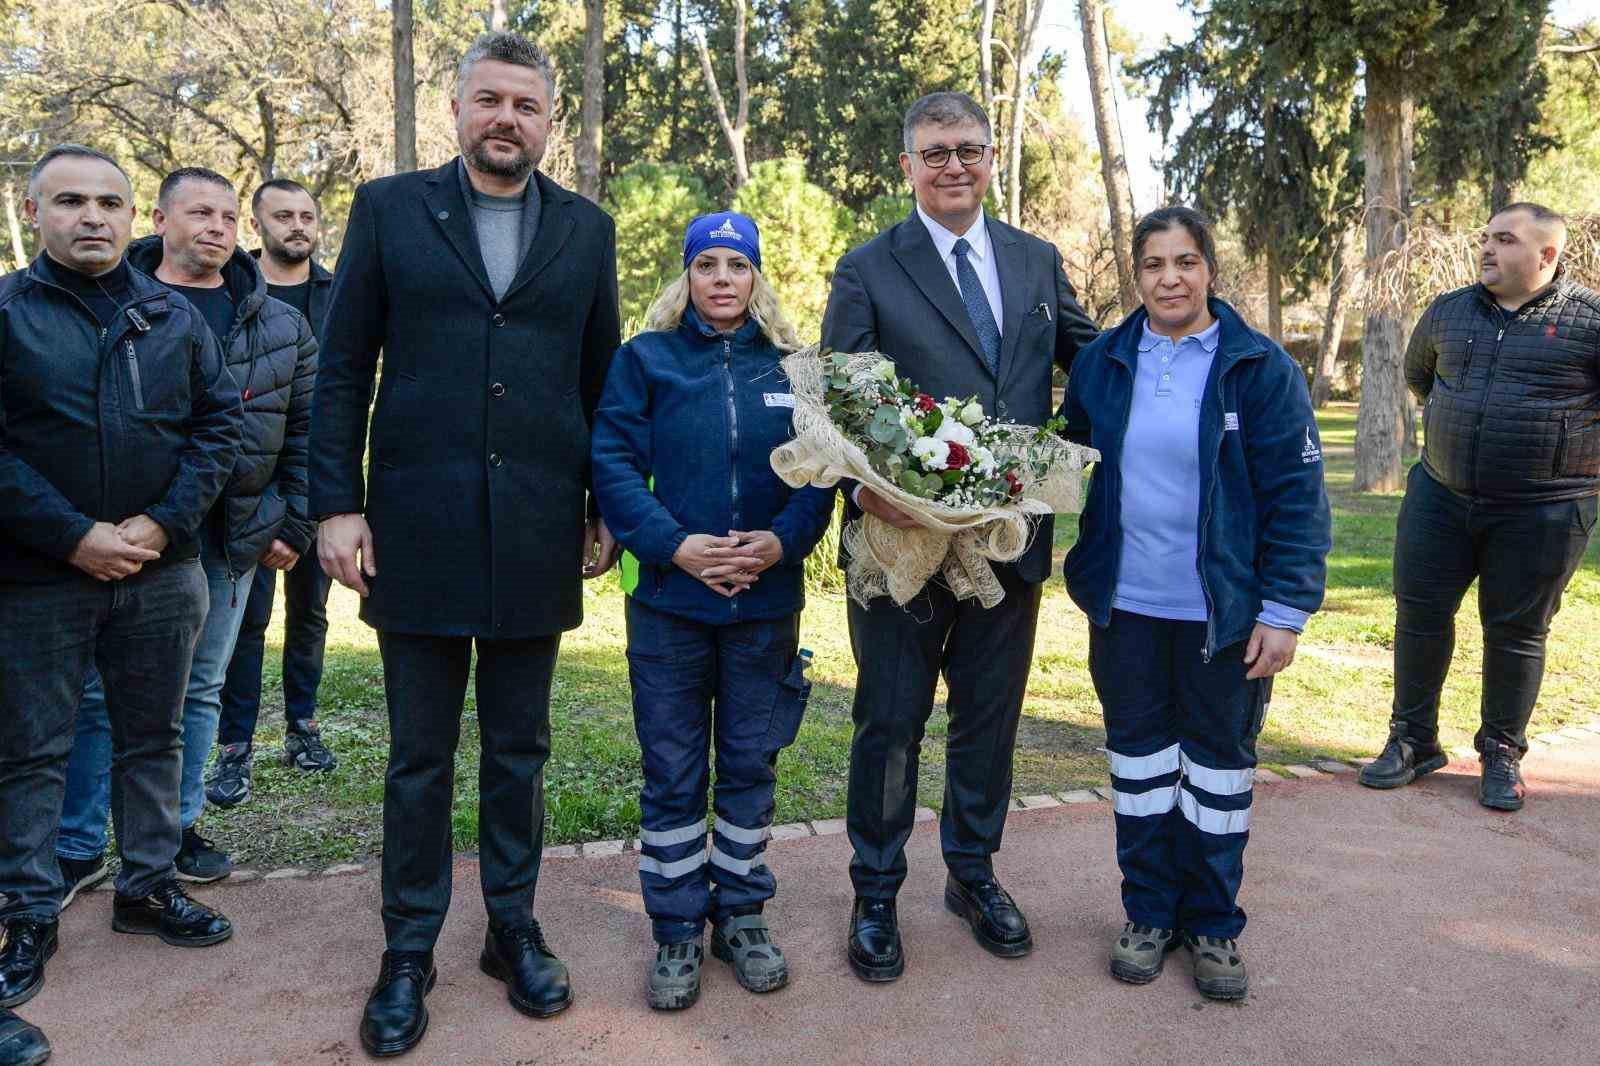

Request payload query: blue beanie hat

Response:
[682,212,762,272]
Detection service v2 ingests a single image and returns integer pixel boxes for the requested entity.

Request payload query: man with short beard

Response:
[310,32,621,1057]
[208,179,339,813]
[1360,202,1600,812]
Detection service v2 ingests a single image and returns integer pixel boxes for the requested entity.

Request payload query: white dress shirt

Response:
[916,203,1005,329]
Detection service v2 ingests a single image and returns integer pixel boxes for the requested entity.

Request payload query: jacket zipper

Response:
[722,335,741,620]
[124,340,145,410]
[1555,414,1570,476]
[1196,369,1229,663]
[1468,313,1511,495]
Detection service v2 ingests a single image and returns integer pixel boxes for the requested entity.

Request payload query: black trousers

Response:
[375,630,560,951]
[845,565,1043,898]
[1392,464,1596,753]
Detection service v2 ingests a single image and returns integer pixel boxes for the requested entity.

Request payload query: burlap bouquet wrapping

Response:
[770,346,1100,609]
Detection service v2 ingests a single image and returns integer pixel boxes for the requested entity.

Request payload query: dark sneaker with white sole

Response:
[175,827,232,884]
[1185,932,1248,1000]
[284,720,336,773]
[57,853,109,911]
[1109,922,1179,985]
[1478,740,1526,811]
[1358,726,1447,789]
[204,742,253,808]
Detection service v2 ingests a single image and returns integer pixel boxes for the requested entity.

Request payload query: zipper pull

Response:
[1497,328,1505,342]
[127,306,150,332]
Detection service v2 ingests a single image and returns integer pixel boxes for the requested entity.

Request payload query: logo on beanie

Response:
[709,217,742,241]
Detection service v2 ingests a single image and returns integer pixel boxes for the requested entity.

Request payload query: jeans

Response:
[218,542,332,744]
[0,561,207,917]
[57,554,255,860]
[1088,610,1266,939]
[1392,464,1597,753]
[625,598,808,944]
[375,630,561,951]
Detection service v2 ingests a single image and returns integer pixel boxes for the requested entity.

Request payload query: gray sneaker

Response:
[1185,932,1248,1000]
[647,939,702,1011]
[711,914,789,993]
[1109,922,1178,985]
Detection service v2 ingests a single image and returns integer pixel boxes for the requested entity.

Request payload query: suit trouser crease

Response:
[845,566,1043,899]
[626,598,803,944]
[0,562,207,916]
[1089,609,1262,940]
[1391,464,1595,753]
[377,630,560,951]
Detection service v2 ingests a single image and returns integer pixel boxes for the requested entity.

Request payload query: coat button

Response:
[489,452,503,467]
[437,210,449,220]
[492,313,506,327]
[490,382,506,397]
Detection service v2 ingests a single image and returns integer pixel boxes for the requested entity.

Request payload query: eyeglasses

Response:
[913,144,991,169]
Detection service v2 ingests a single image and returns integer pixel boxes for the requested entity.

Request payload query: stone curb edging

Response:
[142,719,1600,887]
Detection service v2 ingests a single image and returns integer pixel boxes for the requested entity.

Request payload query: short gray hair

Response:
[455,32,556,102]
[902,92,992,153]
[26,143,130,200]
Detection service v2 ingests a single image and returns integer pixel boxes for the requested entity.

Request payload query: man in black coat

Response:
[1359,202,1600,813]
[821,92,1098,983]
[310,32,621,1058]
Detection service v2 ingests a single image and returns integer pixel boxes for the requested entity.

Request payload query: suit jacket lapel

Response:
[890,213,986,367]
[992,221,1029,391]
[501,172,575,304]
[422,159,494,302]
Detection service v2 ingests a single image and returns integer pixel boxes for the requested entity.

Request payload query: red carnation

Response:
[1005,471,1023,496]
[945,442,970,470]
[915,393,936,413]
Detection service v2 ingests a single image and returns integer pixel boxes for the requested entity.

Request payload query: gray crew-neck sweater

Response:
[468,185,525,301]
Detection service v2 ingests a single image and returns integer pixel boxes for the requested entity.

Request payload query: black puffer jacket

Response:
[127,236,319,568]
[1406,275,1600,502]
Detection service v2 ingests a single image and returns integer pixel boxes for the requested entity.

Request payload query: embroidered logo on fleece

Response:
[764,393,795,408]
[1224,412,1240,431]
[709,217,742,240]
[1302,426,1322,464]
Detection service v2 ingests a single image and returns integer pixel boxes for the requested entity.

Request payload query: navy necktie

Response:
[952,237,1001,376]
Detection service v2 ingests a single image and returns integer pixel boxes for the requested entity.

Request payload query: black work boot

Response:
[846,897,903,983]
[1358,724,1447,789]
[0,1009,51,1066]
[480,920,573,1017]
[1478,740,1526,812]
[0,920,57,1010]
[360,950,435,1057]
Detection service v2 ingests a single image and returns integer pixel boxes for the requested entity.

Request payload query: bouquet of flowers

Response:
[771,347,1099,608]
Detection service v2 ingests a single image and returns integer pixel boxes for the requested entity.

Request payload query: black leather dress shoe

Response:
[360,951,436,1058]
[110,881,232,947]
[0,1008,51,1066]
[847,897,904,982]
[0,920,57,1010]
[480,920,573,1018]
[944,874,1033,957]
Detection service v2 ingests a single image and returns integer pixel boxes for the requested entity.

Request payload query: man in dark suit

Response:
[821,91,1098,983]
[309,32,621,1057]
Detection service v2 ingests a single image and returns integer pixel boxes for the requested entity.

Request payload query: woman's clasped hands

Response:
[672,530,784,597]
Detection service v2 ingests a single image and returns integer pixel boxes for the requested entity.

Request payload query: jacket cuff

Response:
[51,514,98,561]
[1257,600,1310,633]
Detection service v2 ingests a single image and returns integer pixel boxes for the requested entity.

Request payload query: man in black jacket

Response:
[53,167,319,895]
[821,92,1099,983]
[209,178,339,816]
[1360,202,1600,811]
[311,32,621,1057]
[0,145,241,1022]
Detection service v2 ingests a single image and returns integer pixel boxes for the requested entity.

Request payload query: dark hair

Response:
[251,177,316,214]
[158,166,235,208]
[902,92,991,153]
[1132,206,1220,292]
[26,143,130,200]
[1496,201,1567,229]
[456,31,556,100]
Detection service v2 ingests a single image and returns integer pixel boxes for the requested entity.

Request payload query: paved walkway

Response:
[25,730,1600,1066]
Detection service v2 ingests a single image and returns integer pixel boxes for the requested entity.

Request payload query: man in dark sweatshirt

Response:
[0,145,241,1034]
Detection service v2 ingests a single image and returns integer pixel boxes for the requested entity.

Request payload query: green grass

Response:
[200,403,1600,868]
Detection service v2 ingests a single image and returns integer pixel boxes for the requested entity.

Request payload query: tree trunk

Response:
[392,0,417,174]
[670,0,685,155]
[4,182,27,271]
[1006,0,1046,227]
[1265,240,1283,344]
[694,0,750,188]
[1079,0,1137,315]
[1352,58,1414,494]
[978,0,996,122]
[575,0,604,202]
[1311,227,1352,408]
[490,0,509,31]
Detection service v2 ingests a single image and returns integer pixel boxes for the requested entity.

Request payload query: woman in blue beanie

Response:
[591,212,836,1010]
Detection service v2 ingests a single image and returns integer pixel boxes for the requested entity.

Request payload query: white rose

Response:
[960,401,986,426]
[934,420,976,448]
[911,436,950,471]
[873,360,898,382]
[969,445,997,477]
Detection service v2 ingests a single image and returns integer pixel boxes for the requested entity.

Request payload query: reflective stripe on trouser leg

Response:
[1105,743,1183,928]
[1175,749,1253,939]
[708,816,775,915]
[636,819,710,942]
